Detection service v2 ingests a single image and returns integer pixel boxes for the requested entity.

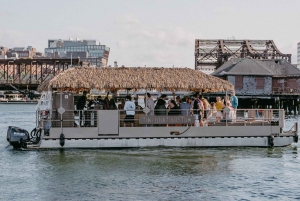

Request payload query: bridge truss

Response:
[0,58,81,90]
[195,39,292,71]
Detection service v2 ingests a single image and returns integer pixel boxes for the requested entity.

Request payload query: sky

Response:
[0,0,300,68]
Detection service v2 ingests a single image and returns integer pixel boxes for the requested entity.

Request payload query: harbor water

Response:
[1,104,300,200]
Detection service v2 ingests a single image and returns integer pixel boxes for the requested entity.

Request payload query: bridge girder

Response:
[195,39,292,70]
[0,58,81,90]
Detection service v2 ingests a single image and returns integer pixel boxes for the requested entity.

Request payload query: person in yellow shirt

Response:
[215,96,224,122]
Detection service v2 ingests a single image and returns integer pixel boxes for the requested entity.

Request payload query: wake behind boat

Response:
[6,67,298,149]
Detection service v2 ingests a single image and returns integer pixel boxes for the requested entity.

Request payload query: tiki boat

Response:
[6,67,298,149]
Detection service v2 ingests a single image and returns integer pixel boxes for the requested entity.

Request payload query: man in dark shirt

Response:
[77,91,87,110]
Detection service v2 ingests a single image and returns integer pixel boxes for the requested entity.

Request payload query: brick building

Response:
[212,58,300,113]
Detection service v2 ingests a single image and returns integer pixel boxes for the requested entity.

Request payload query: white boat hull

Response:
[24,108,297,149]
[36,136,295,148]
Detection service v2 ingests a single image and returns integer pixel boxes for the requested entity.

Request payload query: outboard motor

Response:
[7,126,30,149]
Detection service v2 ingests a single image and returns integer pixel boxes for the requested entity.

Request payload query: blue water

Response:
[1,104,300,200]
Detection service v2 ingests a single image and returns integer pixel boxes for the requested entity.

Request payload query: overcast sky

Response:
[0,0,299,67]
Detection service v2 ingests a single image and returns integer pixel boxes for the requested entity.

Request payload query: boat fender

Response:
[30,128,37,139]
[294,135,298,143]
[60,133,65,147]
[268,135,274,147]
[35,128,42,144]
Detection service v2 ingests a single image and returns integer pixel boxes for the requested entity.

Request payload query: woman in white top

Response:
[123,95,136,127]
[221,102,234,122]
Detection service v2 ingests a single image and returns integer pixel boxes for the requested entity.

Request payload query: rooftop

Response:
[212,58,300,77]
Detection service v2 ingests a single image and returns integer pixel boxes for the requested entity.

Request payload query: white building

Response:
[298,42,300,68]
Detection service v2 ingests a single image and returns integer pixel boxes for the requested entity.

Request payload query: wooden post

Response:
[293,99,297,116]
[288,99,292,115]
[298,98,300,115]
[283,100,287,115]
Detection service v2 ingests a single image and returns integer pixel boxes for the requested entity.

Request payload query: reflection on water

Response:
[1,104,300,200]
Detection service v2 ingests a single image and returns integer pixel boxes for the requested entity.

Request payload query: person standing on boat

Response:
[77,91,88,127]
[118,99,125,110]
[109,98,117,110]
[192,94,204,125]
[77,91,87,110]
[180,98,191,116]
[145,93,155,127]
[215,96,224,122]
[154,94,167,103]
[230,90,238,120]
[180,97,191,126]
[146,93,155,116]
[175,96,181,107]
[123,95,135,127]
[154,99,167,127]
[96,96,105,109]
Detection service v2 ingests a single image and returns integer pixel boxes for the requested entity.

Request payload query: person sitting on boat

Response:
[123,95,136,127]
[221,102,234,123]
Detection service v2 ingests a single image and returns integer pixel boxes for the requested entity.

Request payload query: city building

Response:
[0,46,8,59]
[6,46,37,58]
[44,38,110,67]
[0,46,42,59]
[298,42,300,68]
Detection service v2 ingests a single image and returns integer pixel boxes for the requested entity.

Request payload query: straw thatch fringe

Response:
[37,67,234,92]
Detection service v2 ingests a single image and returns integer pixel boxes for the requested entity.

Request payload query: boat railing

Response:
[36,109,284,130]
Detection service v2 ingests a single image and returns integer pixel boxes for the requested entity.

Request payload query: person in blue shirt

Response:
[230,90,238,109]
[230,90,238,121]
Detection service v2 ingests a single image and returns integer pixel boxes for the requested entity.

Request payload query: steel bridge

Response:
[195,39,292,71]
[0,58,81,91]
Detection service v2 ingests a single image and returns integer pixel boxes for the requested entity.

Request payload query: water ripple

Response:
[0,104,300,200]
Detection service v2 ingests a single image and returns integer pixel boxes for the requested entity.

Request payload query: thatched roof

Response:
[37,66,234,92]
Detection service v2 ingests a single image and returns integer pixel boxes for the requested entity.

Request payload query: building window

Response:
[235,76,243,89]
[256,77,264,89]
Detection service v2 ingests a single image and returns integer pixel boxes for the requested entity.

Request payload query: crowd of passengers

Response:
[76,90,238,127]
